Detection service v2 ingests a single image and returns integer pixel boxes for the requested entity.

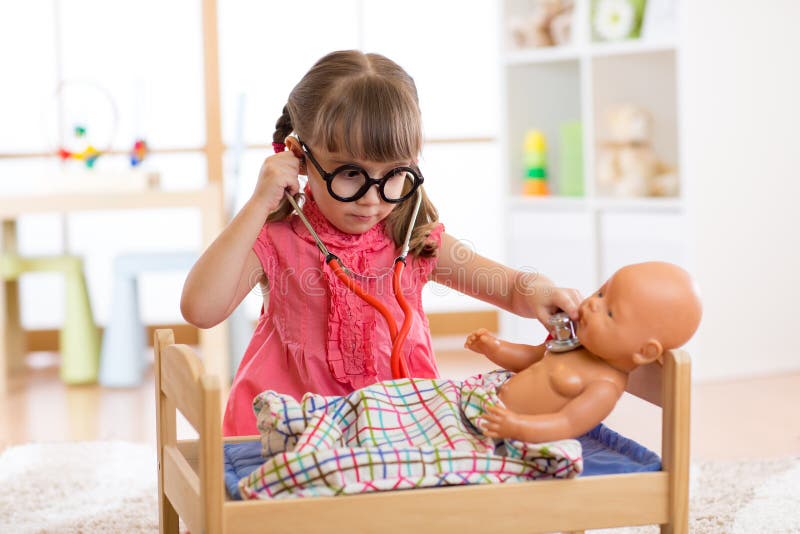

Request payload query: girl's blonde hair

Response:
[269,50,439,258]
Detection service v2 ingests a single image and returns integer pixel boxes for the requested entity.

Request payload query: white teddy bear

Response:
[595,104,678,197]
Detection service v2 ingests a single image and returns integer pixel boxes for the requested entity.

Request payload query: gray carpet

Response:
[0,441,158,533]
[597,457,800,533]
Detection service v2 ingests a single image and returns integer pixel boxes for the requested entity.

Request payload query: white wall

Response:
[684,0,800,381]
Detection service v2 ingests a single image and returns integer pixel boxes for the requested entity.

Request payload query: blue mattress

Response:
[223,423,661,500]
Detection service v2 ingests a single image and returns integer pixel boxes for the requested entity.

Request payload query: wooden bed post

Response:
[199,373,224,533]
[660,350,691,534]
[154,329,180,534]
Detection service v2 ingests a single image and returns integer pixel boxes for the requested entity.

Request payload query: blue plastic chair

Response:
[99,251,252,387]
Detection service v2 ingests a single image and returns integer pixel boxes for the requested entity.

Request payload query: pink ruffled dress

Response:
[222,194,444,436]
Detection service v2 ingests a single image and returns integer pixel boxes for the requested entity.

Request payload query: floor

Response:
[2,341,799,461]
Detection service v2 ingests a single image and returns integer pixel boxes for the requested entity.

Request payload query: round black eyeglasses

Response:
[300,140,424,203]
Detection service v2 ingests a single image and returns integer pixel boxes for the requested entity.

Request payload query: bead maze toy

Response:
[522,129,549,195]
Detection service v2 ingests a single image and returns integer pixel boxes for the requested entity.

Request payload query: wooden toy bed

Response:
[154,328,690,534]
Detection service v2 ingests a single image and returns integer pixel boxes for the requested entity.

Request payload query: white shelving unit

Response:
[499,0,689,344]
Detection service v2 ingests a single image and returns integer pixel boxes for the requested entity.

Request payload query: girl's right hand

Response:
[252,150,302,213]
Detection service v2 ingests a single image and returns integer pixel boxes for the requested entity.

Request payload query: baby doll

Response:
[465,261,702,443]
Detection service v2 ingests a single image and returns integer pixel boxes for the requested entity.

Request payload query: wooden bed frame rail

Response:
[154,329,690,534]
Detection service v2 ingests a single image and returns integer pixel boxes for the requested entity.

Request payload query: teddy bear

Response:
[595,104,678,197]
[507,0,574,49]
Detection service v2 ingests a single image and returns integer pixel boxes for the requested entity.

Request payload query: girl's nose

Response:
[586,297,598,312]
[358,184,381,205]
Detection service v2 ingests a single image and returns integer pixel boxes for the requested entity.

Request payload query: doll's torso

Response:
[497,348,627,415]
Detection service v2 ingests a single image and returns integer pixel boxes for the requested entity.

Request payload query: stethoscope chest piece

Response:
[545,312,582,353]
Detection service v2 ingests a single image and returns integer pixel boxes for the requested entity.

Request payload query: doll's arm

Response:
[482,380,622,442]
[464,328,546,373]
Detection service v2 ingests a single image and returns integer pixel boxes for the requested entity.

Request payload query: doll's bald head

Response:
[614,262,702,349]
[578,261,702,370]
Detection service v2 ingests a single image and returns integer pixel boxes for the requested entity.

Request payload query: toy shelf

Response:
[593,197,684,212]
[507,196,590,211]
[587,39,677,58]
[504,39,677,65]
[508,195,684,213]
[505,47,581,65]
[498,0,688,344]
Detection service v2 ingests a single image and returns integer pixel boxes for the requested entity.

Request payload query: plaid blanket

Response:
[239,370,583,499]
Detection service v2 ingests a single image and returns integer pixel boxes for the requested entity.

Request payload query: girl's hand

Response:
[252,150,303,213]
[533,285,583,325]
[517,273,582,327]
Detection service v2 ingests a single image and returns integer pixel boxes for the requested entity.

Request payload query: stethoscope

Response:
[545,312,582,353]
[283,189,423,380]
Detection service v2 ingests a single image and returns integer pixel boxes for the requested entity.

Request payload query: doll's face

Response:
[576,262,702,368]
[576,269,653,366]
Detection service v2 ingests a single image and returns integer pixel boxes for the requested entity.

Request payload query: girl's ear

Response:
[284,136,306,175]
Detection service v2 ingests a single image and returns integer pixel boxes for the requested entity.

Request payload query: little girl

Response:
[181,50,582,436]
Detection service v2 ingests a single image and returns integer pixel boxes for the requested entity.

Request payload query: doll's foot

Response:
[464,328,501,357]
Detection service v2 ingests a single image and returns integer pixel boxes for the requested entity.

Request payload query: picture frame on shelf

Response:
[591,0,647,43]
[641,0,677,42]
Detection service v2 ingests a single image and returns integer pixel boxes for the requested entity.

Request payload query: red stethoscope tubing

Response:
[391,261,414,378]
[328,256,411,379]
